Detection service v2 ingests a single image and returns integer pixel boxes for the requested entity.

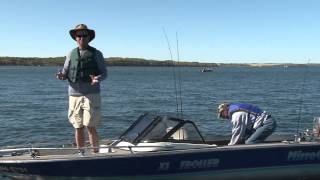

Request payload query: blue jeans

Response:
[245,117,277,144]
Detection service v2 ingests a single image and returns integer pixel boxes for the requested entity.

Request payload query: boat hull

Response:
[1,142,320,179]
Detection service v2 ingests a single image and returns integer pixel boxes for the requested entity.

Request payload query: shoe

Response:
[78,149,85,156]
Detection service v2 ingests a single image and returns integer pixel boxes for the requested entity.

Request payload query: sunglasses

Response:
[75,30,89,38]
[76,34,89,38]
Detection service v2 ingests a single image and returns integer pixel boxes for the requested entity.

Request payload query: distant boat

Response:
[201,67,213,72]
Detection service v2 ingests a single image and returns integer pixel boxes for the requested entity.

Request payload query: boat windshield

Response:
[119,113,205,144]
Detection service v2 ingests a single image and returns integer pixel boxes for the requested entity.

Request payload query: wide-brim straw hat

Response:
[69,24,95,42]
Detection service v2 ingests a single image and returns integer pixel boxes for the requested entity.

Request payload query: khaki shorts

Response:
[68,94,102,128]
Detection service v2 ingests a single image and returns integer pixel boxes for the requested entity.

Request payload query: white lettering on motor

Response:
[288,150,320,161]
[179,158,220,170]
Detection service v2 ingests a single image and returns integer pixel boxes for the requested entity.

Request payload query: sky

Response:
[0,0,319,64]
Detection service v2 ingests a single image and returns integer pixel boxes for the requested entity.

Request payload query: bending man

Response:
[217,103,276,145]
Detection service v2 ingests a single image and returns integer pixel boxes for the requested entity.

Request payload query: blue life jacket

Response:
[228,103,263,119]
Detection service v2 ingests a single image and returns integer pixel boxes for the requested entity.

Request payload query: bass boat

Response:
[1,113,320,180]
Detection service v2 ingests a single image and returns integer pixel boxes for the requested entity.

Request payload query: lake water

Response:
[1,65,320,148]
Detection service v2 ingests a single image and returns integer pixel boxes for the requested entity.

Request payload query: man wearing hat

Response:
[56,24,107,154]
[217,103,276,145]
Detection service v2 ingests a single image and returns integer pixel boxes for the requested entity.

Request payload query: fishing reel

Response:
[294,129,320,143]
[294,117,320,143]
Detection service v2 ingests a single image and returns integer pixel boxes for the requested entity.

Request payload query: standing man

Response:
[217,103,276,145]
[56,24,107,154]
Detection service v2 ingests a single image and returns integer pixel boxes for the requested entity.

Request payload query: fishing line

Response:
[296,59,310,136]
[162,28,180,117]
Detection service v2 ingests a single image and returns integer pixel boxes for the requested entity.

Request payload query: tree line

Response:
[0,56,218,67]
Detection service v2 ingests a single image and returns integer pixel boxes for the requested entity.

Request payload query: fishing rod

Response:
[296,59,310,137]
[176,32,183,117]
[162,28,183,117]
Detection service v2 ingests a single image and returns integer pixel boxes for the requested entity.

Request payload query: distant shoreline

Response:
[0,56,316,67]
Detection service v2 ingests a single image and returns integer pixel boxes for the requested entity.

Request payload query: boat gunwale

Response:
[1,140,320,163]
